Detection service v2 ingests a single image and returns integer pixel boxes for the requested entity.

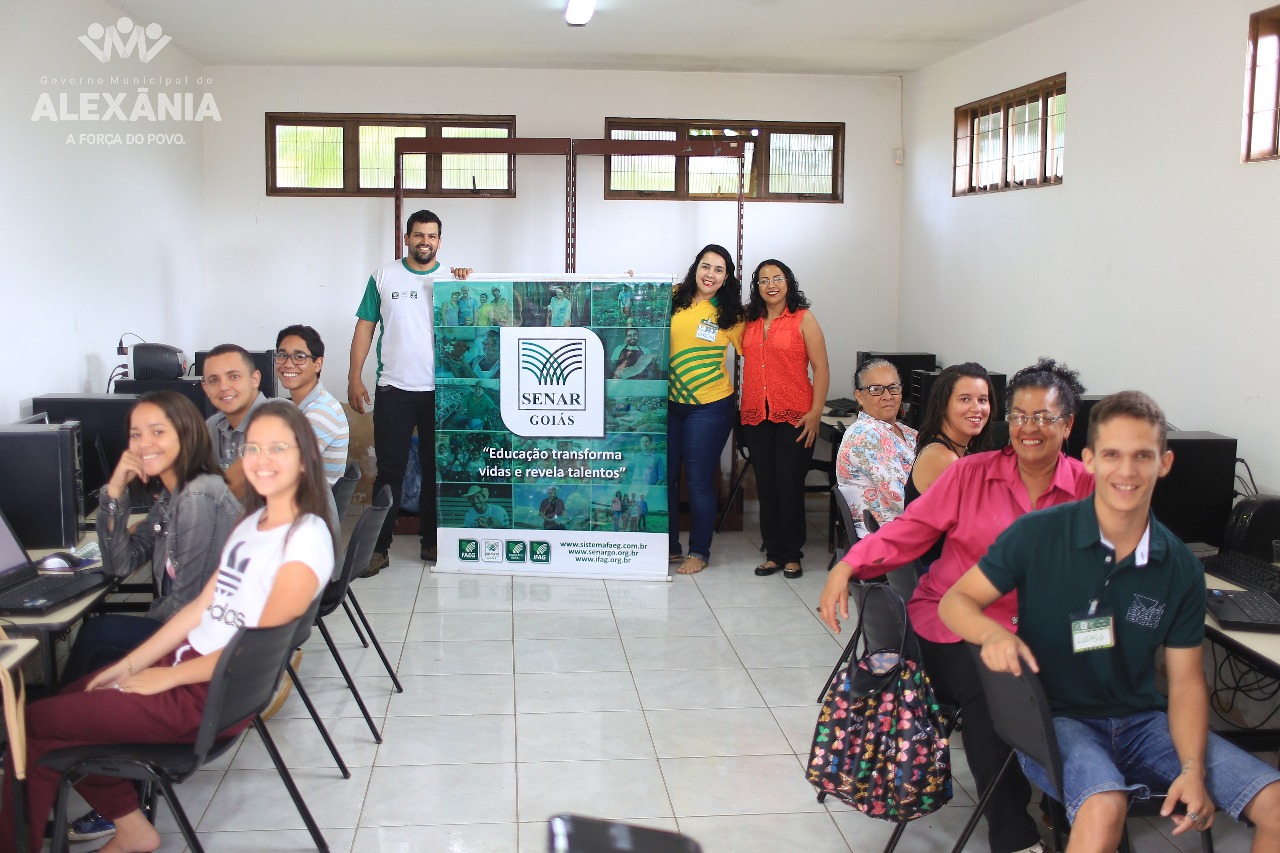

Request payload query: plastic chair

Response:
[330,460,368,646]
[314,486,399,744]
[948,645,1214,853]
[861,510,922,602]
[828,484,859,569]
[39,610,329,853]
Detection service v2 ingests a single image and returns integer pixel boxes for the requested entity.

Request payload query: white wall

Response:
[900,0,1280,488]
[0,0,205,418]
[200,66,904,397]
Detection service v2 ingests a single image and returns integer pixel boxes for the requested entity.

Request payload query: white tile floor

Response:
[61,507,1267,852]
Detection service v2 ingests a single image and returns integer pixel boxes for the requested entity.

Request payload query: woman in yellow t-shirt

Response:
[667,244,745,574]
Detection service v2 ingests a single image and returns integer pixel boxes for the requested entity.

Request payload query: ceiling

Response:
[112,0,1086,75]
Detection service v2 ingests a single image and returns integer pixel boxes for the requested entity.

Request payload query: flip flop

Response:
[676,555,708,574]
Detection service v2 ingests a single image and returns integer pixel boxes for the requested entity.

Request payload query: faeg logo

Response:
[80,17,171,63]
[500,325,603,437]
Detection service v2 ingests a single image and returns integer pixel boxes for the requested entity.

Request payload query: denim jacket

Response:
[97,472,242,622]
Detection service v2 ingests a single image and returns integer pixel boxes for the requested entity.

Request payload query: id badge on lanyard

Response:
[695,319,718,343]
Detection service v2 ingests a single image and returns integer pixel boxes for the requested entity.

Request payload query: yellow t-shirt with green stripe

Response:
[668,299,744,404]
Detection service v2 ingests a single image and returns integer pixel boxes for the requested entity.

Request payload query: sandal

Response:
[783,562,803,579]
[676,555,708,574]
[754,562,782,577]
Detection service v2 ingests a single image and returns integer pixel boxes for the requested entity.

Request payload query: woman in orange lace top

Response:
[739,259,830,580]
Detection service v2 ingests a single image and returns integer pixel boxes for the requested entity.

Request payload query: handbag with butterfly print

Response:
[806,582,952,822]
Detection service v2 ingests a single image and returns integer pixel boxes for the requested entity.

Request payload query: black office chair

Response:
[808,422,841,551]
[861,510,923,602]
[307,486,400,745]
[39,611,330,853]
[330,461,368,647]
[716,421,753,535]
[828,485,858,569]
[949,646,1214,853]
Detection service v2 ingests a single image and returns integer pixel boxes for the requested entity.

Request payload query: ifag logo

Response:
[80,17,171,63]
[500,326,604,437]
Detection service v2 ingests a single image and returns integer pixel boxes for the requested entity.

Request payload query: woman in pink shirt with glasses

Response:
[819,358,1094,853]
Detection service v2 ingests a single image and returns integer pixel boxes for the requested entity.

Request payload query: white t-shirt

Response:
[355,258,443,392]
[186,511,333,655]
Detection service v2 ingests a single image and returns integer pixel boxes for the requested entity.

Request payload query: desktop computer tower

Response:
[0,422,85,549]
[1151,431,1237,547]
[193,350,278,398]
[33,393,138,510]
[908,368,1007,433]
[114,378,216,418]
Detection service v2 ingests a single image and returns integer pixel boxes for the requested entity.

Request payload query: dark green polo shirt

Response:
[979,497,1205,718]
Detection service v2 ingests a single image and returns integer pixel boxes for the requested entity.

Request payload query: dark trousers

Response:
[742,420,814,565]
[372,385,437,554]
[666,396,736,561]
[918,636,1041,853]
[61,614,163,687]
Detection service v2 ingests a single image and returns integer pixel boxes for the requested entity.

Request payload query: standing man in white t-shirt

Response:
[348,210,472,576]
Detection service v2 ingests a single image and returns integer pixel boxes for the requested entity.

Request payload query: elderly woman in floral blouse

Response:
[835,358,918,538]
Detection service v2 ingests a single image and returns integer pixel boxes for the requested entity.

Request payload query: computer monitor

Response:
[32,393,138,509]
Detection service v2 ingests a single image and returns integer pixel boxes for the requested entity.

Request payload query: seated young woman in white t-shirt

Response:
[0,401,336,853]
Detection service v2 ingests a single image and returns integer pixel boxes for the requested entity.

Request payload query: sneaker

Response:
[261,648,303,721]
[421,545,437,562]
[362,551,390,578]
[68,810,115,842]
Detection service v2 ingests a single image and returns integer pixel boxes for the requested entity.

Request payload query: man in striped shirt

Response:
[275,324,349,486]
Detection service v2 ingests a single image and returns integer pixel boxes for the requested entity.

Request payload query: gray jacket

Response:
[97,473,242,622]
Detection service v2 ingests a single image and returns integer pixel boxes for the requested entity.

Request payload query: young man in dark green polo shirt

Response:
[940,391,1280,853]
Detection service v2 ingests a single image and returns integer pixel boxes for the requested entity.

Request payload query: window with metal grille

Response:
[953,76,1066,196]
[1244,5,1280,162]
[266,113,516,197]
[605,118,843,202]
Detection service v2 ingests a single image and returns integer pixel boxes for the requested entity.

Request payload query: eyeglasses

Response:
[1007,412,1066,427]
[858,383,903,397]
[274,351,317,365]
[240,442,297,458]
[757,275,786,287]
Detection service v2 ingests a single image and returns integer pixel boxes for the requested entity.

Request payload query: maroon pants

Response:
[0,651,238,853]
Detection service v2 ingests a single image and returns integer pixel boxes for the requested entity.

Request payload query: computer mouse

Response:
[36,551,80,571]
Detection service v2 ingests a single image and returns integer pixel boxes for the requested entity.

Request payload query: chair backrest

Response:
[331,460,361,526]
[850,581,917,658]
[833,485,859,548]
[193,598,321,761]
[965,643,1064,792]
[856,508,923,600]
[321,485,393,616]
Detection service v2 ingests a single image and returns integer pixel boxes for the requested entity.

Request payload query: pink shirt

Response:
[844,446,1094,643]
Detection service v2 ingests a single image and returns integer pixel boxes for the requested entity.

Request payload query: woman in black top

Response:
[904,363,995,563]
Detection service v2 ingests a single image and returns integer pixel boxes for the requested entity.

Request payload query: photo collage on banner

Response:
[433,277,673,578]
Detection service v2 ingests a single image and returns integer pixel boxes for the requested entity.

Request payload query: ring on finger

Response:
[1186,812,1200,823]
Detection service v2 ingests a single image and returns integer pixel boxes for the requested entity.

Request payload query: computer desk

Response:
[0,637,40,852]
[1204,573,1280,751]
[11,516,149,690]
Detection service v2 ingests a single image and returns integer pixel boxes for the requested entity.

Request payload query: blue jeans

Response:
[1018,709,1280,822]
[61,614,163,686]
[667,396,737,562]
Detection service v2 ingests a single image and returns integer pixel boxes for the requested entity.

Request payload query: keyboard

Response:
[1230,590,1280,622]
[1200,551,1280,596]
[0,572,107,614]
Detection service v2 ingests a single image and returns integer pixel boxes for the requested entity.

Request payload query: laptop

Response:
[1206,588,1280,633]
[0,508,108,616]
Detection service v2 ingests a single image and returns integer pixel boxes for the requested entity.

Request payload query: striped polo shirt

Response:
[297,382,350,485]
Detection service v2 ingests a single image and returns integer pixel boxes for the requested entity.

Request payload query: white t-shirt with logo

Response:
[186,511,333,656]
[355,258,441,392]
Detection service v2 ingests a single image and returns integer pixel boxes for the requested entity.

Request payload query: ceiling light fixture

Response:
[565,0,596,27]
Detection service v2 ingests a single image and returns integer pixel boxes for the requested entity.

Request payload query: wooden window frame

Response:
[603,117,845,203]
[953,75,1066,196]
[1244,5,1280,162]
[265,112,518,197]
